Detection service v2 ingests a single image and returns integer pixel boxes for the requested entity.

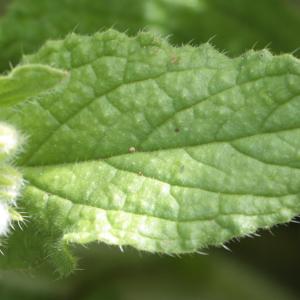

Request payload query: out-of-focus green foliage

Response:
[0,0,299,71]
[0,249,298,300]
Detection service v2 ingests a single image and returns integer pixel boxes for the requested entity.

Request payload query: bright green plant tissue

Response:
[0,30,300,275]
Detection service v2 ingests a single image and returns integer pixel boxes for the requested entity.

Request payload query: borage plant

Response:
[0,28,299,277]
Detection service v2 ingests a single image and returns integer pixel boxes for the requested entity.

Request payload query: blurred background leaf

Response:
[0,0,299,71]
[0,246,299,300]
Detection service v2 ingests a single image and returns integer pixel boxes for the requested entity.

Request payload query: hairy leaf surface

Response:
[0,30,300,275]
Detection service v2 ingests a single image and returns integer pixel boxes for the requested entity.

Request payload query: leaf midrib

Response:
[21,126,300,170]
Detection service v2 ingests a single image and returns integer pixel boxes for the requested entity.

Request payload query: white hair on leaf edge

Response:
[0,167,24,206]
[0,203,11,236]
[0,122,25,240]
[0,122,20,159]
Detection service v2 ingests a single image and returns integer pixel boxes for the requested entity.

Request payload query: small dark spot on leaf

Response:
[175,128,180,133]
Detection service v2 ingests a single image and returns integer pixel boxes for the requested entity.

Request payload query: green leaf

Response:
[1,30,300,275]
[0,0,299,71]
[0,65,68,107]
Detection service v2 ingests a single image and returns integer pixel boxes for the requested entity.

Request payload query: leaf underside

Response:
[0,30,300,275]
